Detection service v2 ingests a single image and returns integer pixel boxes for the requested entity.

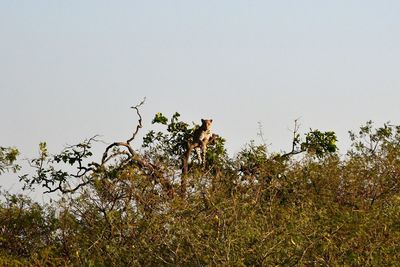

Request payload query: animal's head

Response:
[201,119,213,130]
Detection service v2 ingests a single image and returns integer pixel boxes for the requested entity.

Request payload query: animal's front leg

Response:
[195,147,203,164]
[201,143,207,168]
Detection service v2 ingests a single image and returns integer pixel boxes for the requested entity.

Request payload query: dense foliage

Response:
[1,112,399,266]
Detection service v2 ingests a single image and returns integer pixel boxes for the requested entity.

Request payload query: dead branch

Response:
[101,97,145,166]
[278,119,305,159]
[25,98,174,197]
[128,97,145,144]
[99,98,174,197]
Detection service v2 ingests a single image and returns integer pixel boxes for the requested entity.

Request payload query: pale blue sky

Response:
[1,1,400,194]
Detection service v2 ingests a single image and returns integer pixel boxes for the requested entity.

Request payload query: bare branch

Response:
[102,151,132,165]
[101,142,135,165]
[128,97,146,144]
[101,98,146,166]
[44,179,91,194]
[278,119,305,159]
[24,97,174,197]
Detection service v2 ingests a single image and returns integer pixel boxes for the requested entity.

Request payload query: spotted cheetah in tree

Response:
[182,119,216,174]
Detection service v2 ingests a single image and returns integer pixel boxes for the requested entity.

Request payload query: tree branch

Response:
[278,119,305,159]
[101,97,145,165]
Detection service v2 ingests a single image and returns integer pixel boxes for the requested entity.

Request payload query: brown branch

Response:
[276,119,305,160]
[101,142,135,165]
[32,98,174,196]
[44,179,91,194]
[101,98,145,166]
[128,97,145,144]
[98,98,174,197]
[102,151,132,165]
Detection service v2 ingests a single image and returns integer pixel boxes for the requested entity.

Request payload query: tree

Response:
[6,104,400,266]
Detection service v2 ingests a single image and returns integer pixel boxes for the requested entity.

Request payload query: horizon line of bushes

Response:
[0,109,399,266]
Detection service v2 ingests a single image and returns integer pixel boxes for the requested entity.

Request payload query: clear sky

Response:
[1,1,400,195]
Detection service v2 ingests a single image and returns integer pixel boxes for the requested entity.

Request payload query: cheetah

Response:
[182,119,213,174]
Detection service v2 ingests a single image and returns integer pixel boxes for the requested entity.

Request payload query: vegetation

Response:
[1,105,399,266]
[0,146,20,174]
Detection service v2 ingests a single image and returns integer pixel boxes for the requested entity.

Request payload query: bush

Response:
[1,112,399,265]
